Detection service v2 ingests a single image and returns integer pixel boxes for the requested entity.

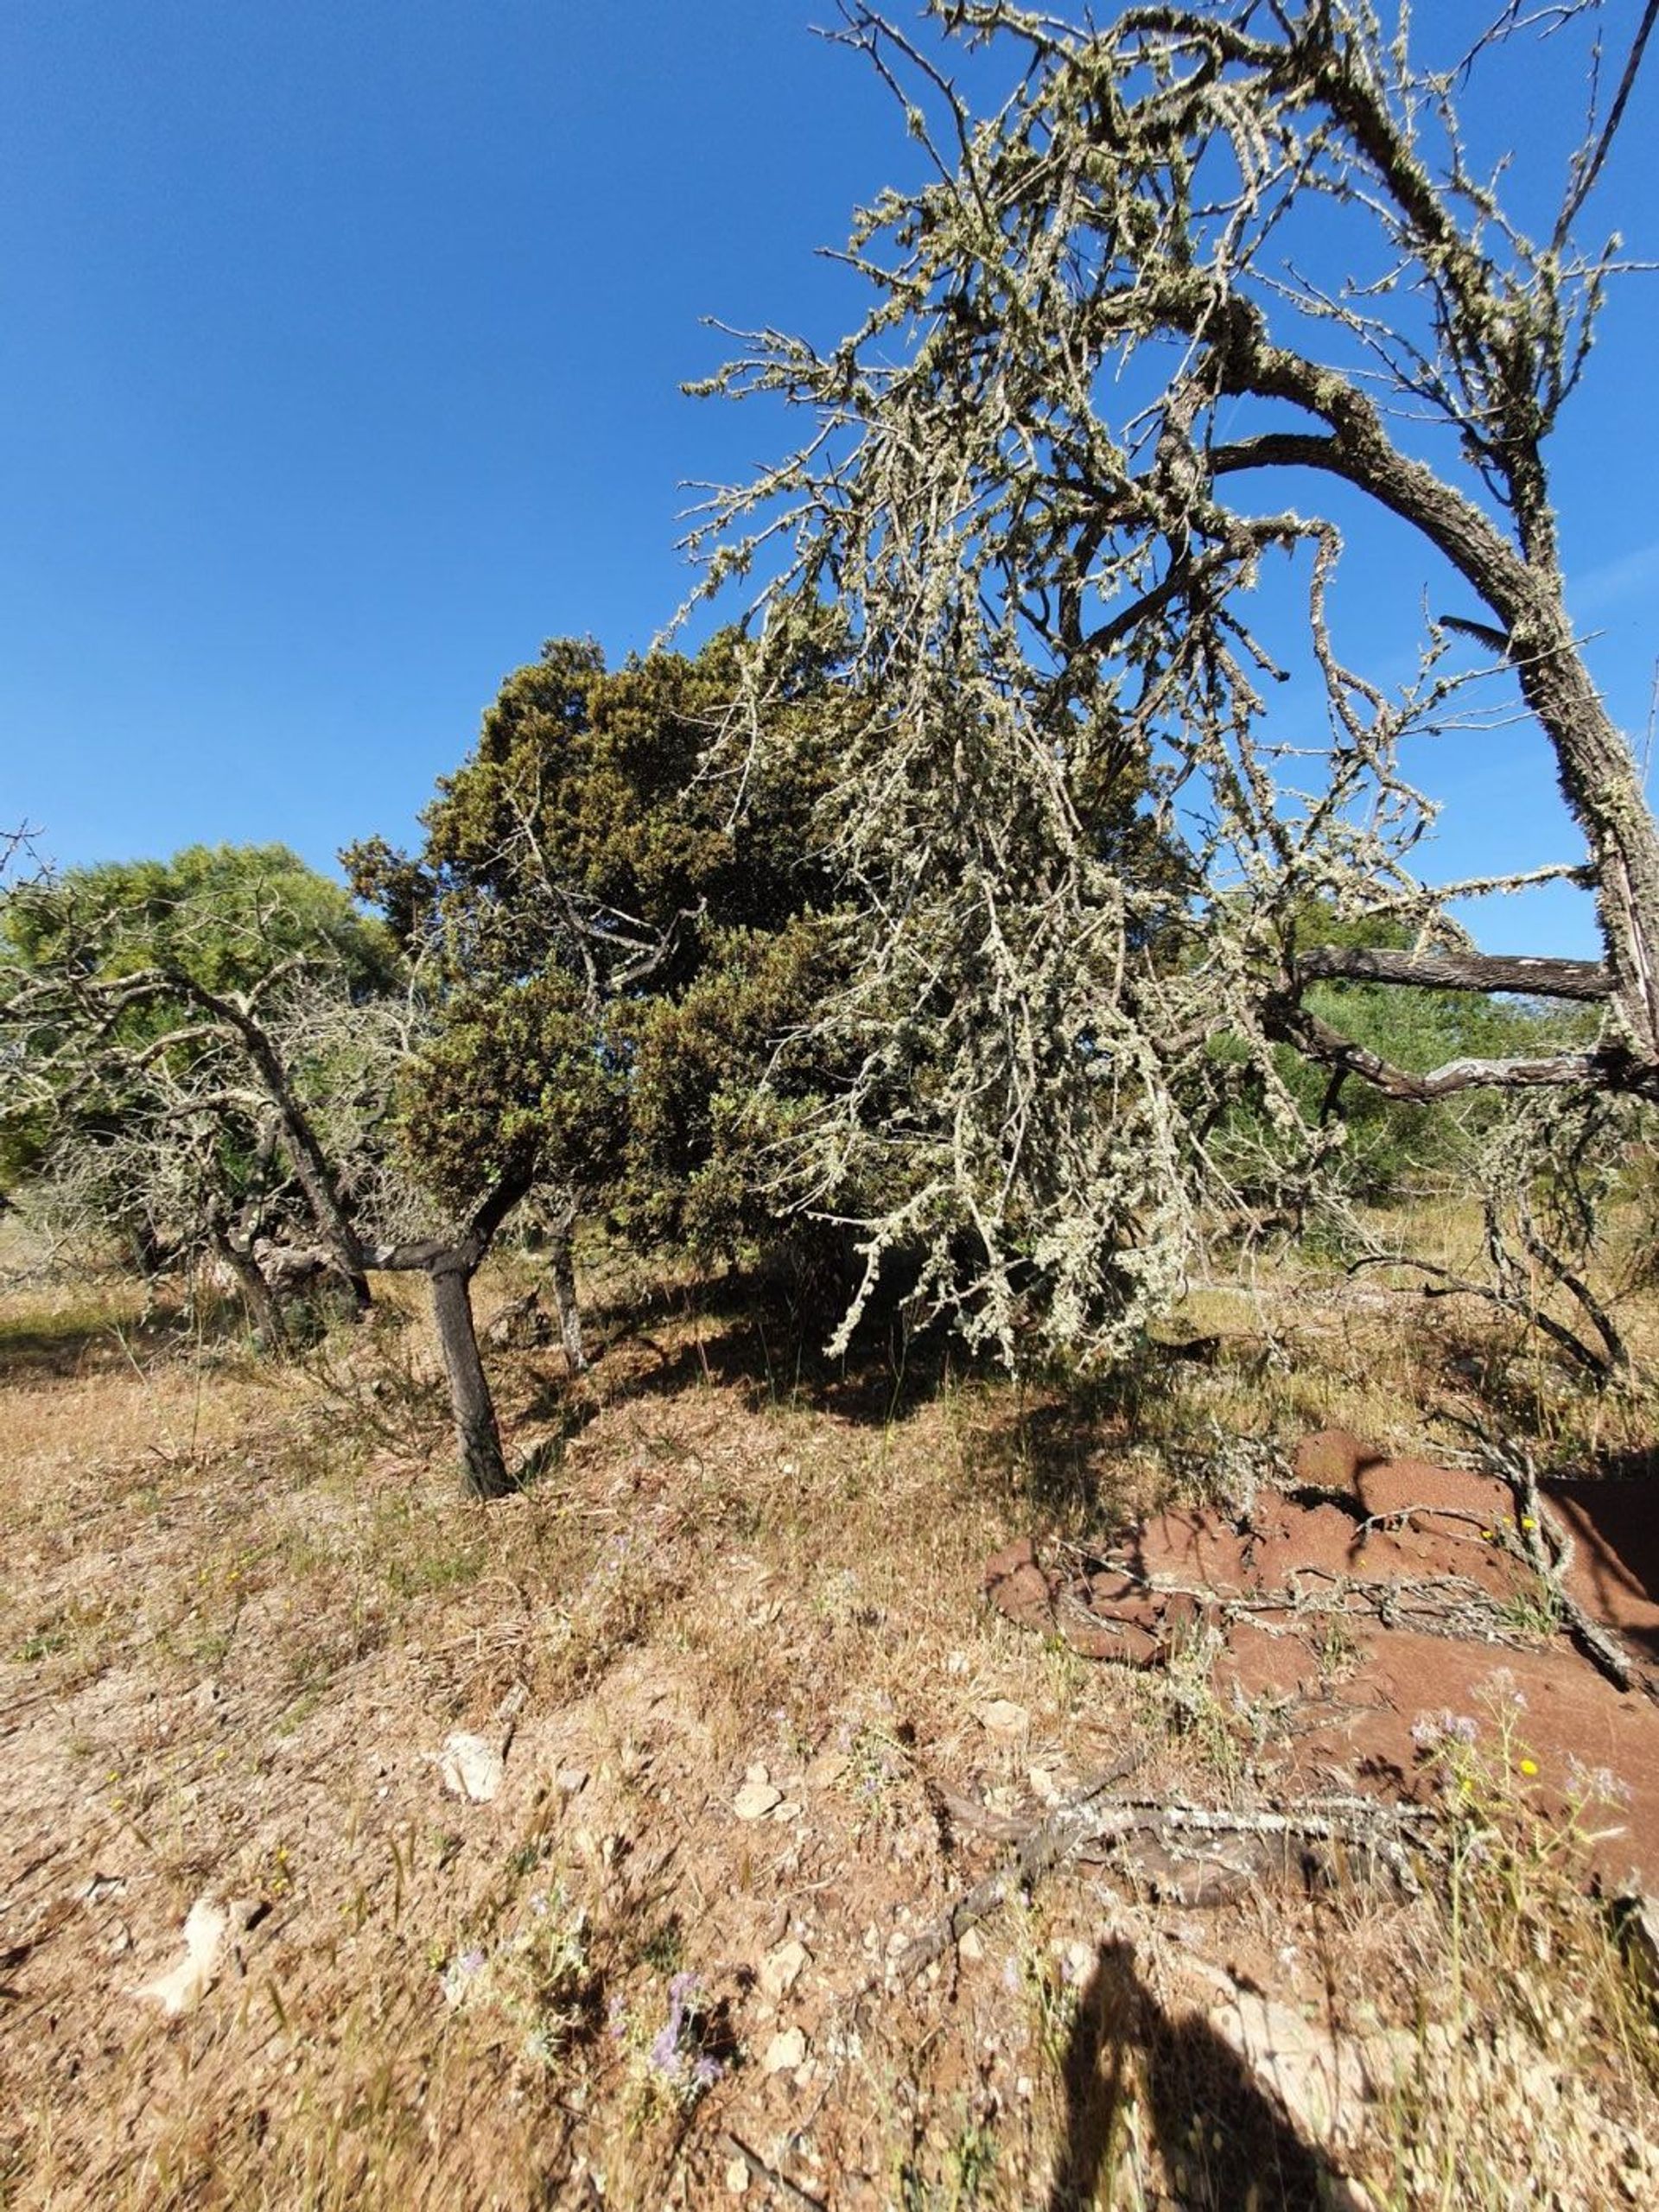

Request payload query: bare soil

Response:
[986,1427,1659,1889]
[3,1268,1657,2209]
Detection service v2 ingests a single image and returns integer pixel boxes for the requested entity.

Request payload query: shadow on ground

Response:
[1049,1941,1326,2212]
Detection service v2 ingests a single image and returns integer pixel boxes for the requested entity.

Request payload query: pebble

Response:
[734,1780,783,1821]
[977,1699,1029,1738]
[762,2025,807,2074]
[759,1940,809,1999]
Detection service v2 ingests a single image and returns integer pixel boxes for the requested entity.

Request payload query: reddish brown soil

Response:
[986,1429,1659,1885]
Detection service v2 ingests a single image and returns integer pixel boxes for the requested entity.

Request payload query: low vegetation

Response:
[2,1200,1656,2209]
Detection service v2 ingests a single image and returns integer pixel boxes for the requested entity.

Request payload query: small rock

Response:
[763,2025,808,2074]
[734,1780,783,1821]
[760,1940,809,1999]
[556,1766,589,1796]
[771,1799,802,1823]
[745,1762,772,1786]
[439,1732,504,1804]
[193,1681,220,1715]
[134,1896,231,2016]
[958,1928,985,1963]
[1027,1766,1062,1805]
[804,1749,849,1789]
[724,2155,750,2195]
[977,1699,1029,1738]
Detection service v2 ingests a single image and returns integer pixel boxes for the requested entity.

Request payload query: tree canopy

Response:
[346,627,849,1262]
[687,0,1659,1358]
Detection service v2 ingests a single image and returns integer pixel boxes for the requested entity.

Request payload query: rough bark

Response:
[208,1223,286,1351]
[546,1198,588,1376]
[429,1259,511,1499]
[1297,947,1613,1002]
[183,982,372,1310]
[365,1156,535,1498]
[1200,264,1659,1075]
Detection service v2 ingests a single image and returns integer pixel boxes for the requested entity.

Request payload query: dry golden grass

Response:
[2,1222,1656,2209]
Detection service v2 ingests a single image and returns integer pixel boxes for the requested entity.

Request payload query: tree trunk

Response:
[189,987,373,1312]
[547,1200,588,1375]
[429,1259,512,1499]
[1504,594,1659,1069]
[210,1224,286,1351]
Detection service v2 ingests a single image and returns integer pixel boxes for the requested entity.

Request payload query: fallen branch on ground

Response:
[865,1764,1433,2006]
[1468,1430,1658,1704]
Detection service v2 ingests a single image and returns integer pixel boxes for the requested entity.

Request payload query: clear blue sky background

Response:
[3,1,1655,957]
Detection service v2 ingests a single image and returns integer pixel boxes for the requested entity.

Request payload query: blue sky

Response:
[2,1,1655,958]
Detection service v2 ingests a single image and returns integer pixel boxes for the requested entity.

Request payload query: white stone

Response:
[439,1732,504,1803]
[134,1897,230,2016]
[762,2025,808,2074]
[976,1699,1029,1737]
[760,1940,809,2000]
[724,2156,751,2194]
[958,1928,985,1963]
[734,1780,783,1821]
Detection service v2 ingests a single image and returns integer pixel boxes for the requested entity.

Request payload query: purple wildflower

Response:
[648,2022,686,2082]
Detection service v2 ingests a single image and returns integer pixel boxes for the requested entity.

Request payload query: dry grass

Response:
[2,1220,1657,2209]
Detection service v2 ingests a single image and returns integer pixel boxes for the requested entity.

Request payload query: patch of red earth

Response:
[984,1429,1659,1885]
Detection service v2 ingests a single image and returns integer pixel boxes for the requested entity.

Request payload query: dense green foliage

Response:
[3,842,399,1000]
[346,631,847,1256]
[1,847,403,1285]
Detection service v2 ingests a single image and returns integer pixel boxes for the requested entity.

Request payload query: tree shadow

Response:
[1048,1941,1328,2212]
[579,1251,971,1429]
[1543,1469,1659,1667]
[0,1289,257,1385]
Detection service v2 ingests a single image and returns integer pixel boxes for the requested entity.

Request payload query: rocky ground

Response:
[3,1261,1658,2208]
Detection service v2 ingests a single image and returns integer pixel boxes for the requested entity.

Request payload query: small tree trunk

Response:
[429,1259,512,1499]
[547,1202,588,1375]
[210,1224,286,1351]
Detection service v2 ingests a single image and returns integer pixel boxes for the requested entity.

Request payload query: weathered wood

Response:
[1298,945,1613,1002]
[546,1199,588,1375]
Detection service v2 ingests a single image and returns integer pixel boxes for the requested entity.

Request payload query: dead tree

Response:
[690,0,1659,1357]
